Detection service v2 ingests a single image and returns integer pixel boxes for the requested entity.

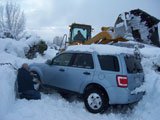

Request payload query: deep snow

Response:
[0,38,160,120]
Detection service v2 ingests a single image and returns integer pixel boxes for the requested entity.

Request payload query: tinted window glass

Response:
[52,53,73,66]
[72,53,94,69]
[98,55,119,72]
[125,55,143,73]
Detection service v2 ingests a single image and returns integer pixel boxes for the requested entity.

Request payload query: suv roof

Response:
[66,44,134,55]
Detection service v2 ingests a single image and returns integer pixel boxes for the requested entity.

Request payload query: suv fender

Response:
[30,67,44,83]
[79,76,113,94]
[81,83,109,98]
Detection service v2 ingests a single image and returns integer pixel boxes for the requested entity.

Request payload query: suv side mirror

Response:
[46,59,52,65]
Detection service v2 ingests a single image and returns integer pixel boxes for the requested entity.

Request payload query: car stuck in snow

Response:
[29,44,144,113]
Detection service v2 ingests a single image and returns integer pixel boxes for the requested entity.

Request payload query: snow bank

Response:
[0,66,16,118]
[3,94,123,120]
[0,37,57,119]
[131,55,160,120]
[0,39,160,120]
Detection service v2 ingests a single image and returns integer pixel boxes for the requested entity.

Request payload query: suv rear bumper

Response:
[106,87,144,104]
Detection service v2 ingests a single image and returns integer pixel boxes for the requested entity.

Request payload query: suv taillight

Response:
[116,75,128,88]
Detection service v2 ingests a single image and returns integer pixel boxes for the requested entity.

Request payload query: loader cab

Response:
[69,23,92,44]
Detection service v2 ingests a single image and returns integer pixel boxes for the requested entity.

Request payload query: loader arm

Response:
[84,31,128,45]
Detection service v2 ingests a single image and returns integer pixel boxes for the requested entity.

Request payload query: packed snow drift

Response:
[0,37,160,120]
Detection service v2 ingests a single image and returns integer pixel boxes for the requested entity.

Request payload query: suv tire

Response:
[31,72,43,91]
[84,88,109,113]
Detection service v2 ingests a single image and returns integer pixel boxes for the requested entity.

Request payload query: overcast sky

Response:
[0,0,160,40]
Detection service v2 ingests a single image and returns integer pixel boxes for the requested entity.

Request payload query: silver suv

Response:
[30,50,144,113]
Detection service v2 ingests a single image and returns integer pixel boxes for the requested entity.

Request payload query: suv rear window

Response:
[125,55,143,73]
[98,55,119,72]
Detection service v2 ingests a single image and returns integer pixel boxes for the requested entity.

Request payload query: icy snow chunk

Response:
[131,84,146,94]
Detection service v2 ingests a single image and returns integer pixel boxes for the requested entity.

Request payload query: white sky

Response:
[0,0,160,40]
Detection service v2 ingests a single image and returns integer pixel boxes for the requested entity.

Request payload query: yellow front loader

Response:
[68,23,127,45]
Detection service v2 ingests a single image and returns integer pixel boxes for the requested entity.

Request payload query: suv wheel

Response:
[84,88,109,113]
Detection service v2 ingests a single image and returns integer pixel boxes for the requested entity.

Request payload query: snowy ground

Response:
[0,38,160,120]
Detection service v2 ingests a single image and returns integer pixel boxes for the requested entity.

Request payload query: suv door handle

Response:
[83,72,91,75]
[59,68,65,72]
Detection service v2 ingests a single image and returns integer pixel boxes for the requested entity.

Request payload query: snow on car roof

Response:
[66,44,134,55]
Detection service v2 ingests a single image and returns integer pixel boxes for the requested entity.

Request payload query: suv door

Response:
[63,53,95,93]
[96,55,121,88]
[43,53,74,88]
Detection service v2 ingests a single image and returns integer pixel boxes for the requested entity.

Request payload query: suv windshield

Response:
[125,55,143,73]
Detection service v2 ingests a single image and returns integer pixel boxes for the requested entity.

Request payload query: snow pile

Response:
[0,36,45,58]
[0,38,160,120]
[131,55,160,120]
[0,38,28,58]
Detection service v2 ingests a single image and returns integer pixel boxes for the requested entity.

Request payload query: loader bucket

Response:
[115,9,160,47]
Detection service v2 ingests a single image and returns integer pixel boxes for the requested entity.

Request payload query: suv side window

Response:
[98,55,119,72]
[72,53,94,69]
[52,53,73,66]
